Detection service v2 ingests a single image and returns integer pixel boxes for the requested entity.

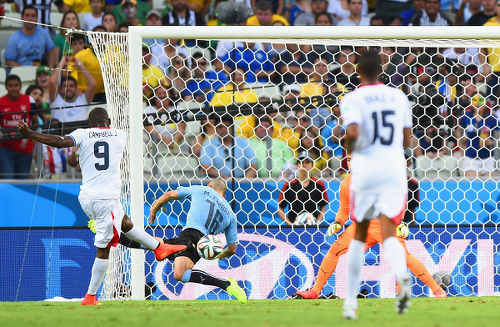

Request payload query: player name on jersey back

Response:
[69,127,127,200]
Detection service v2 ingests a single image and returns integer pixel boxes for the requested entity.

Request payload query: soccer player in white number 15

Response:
[340,48,413,319]
[18,108,187,306]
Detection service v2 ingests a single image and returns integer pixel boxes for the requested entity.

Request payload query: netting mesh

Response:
[88,31,500,300]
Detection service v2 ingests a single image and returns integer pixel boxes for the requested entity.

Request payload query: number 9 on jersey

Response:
[197,235,224,260]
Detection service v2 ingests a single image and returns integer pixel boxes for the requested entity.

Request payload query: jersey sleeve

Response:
[340,95,361,128]
[224,215,239,245]
[176,186,192,200]
[67,129,86,147]
[335,175,351,226]
[401,91,412,129]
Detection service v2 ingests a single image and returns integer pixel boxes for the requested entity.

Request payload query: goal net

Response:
[88,26,500,300]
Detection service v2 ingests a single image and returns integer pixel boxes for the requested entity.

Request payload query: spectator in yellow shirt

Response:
[142,43,169,101]
[210,67,258,107]
[62,0,91,13]
[482,11,500,98]
[67,34,105,102]
[247,0,289,26]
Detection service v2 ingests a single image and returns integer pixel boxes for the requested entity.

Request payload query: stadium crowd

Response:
[1,0,500,179]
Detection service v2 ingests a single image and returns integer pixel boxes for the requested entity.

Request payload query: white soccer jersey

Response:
[68,128,126,200]
[340,83,412,198]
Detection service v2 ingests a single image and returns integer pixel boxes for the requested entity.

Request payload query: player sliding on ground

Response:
[147,179,248,303]
[18,108,187,306]
[294,156,447,300]
[339,48,413,319]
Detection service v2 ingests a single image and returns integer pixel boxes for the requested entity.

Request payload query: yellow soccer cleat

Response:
[327,223,342,237]
[396,223,409,239]
[226,278,247,303]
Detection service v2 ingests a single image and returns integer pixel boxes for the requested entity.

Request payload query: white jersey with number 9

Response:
[68,127,127,200]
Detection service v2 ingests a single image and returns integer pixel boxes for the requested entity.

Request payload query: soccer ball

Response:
[197,235,224,260]
[432,271,451,292]
[295,212,317,226]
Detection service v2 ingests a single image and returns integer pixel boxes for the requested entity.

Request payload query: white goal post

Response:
[88,26,500,301]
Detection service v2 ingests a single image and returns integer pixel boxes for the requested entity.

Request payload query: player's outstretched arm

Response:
[17,121,75,148]
[149,190,179,224]
[216,243,237,260]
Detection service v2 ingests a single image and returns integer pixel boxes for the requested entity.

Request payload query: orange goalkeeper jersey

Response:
[336,174,351,226]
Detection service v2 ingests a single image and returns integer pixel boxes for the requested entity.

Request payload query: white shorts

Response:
[79,196,124,248]
[350,185,407,224]
[460,157,496,174]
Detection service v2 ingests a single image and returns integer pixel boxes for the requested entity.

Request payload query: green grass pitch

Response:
[1,297,499,327]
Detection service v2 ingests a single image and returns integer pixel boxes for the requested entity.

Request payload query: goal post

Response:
[87,26,500,301]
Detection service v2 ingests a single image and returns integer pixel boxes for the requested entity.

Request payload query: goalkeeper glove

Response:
[396,222,409,239]
[327,222,342,237]
[88,219,96,234]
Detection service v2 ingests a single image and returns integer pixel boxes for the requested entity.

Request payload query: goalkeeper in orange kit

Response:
[294,155,447,299]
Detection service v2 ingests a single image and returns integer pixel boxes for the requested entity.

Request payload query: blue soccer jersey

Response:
[177,185,238,245]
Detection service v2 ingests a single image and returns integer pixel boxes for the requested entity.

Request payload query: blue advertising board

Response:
[1,226,499,301]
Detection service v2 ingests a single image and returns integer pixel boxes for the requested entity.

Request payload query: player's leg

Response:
[344,218,369,319]
[379,214,411,314]
[401,238,446,297]
[296,224,355,299]
[82,246,110,305]
[120,213,186,260]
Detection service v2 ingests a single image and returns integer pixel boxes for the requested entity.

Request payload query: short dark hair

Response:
[315,12,333,25]
[69,33,86,44]
[370,15,384,24]
[60,76,78,87]
[92,25,107,32]
[255,0,273,12]
[357,47,381,79]
[88,107,109,127]
[26,84,44,96]
[211,113,234,125]
[5,75,21,86]
[22,5,37,17]
[192,52,204,60]
[257,115,273,126]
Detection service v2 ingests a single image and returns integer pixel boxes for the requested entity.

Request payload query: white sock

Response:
[87,257,109,295]
[383,236,408,281]
[125,226,160,250]
[346,239,365,308]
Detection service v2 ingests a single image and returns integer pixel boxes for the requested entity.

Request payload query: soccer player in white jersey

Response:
[340,48,413,319]
[18,107,187,306]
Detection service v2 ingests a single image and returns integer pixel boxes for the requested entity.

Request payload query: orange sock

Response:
[406,254,442,295]
[312,241,348,295]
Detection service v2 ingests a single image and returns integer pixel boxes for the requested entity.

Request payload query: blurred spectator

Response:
[48,56,96,122]
[53,10,80,58]
[184,51,228,103]
[294,0,329,26]
[200,114,257,179]
[400,0,425,25]
[26,84,50,122]
[379,47,404,86]
[327,0,368,22]
[289,0,312,25]
[102,11,118,32]
[247,0,289,25]
[315,11,335,25]
[0,75,34,179]
[278,151,328,225]
[248,115,293,178]
[14,0,53,27]
[163,0,206,26]
[337,0,370,26]
[482,6,500,98]
[466,0,495,25]
[390,16,403,25]
[220,42,275,83]
[167,54,191,104]
[273,43,315,84]
[149,38,190,76]
[118,22,131,32]
[82,0,105,31]
[185,0,211,15]
[297,127,328,174]
[415,126,451,158]
[370,15,384,25]
[458,104,499,177]
[35,66,51,105]
[442,48,481,67]
[375,0,411,20]
[92,25,107,32]
[312,13,338,62]
[456,0,482,25]
[410,0,452,26]
[5,6,57,68]
[62,0,91,12]
[280,107,311,152]
[320,103,344,164]
[142,43,170,101]
[67,33,105,101]
[331,46,360,91]
[42,134,74,179]
[113,0,151,26]
[210,67,258,107]
[251,0,285,15]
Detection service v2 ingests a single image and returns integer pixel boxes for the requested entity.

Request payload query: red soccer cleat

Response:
[434,289,447,298]
[154,238,187,261]
[295,289,319,299]
[81,293,100,306]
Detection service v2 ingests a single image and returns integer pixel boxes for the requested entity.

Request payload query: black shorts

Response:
[164,228,204,263]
